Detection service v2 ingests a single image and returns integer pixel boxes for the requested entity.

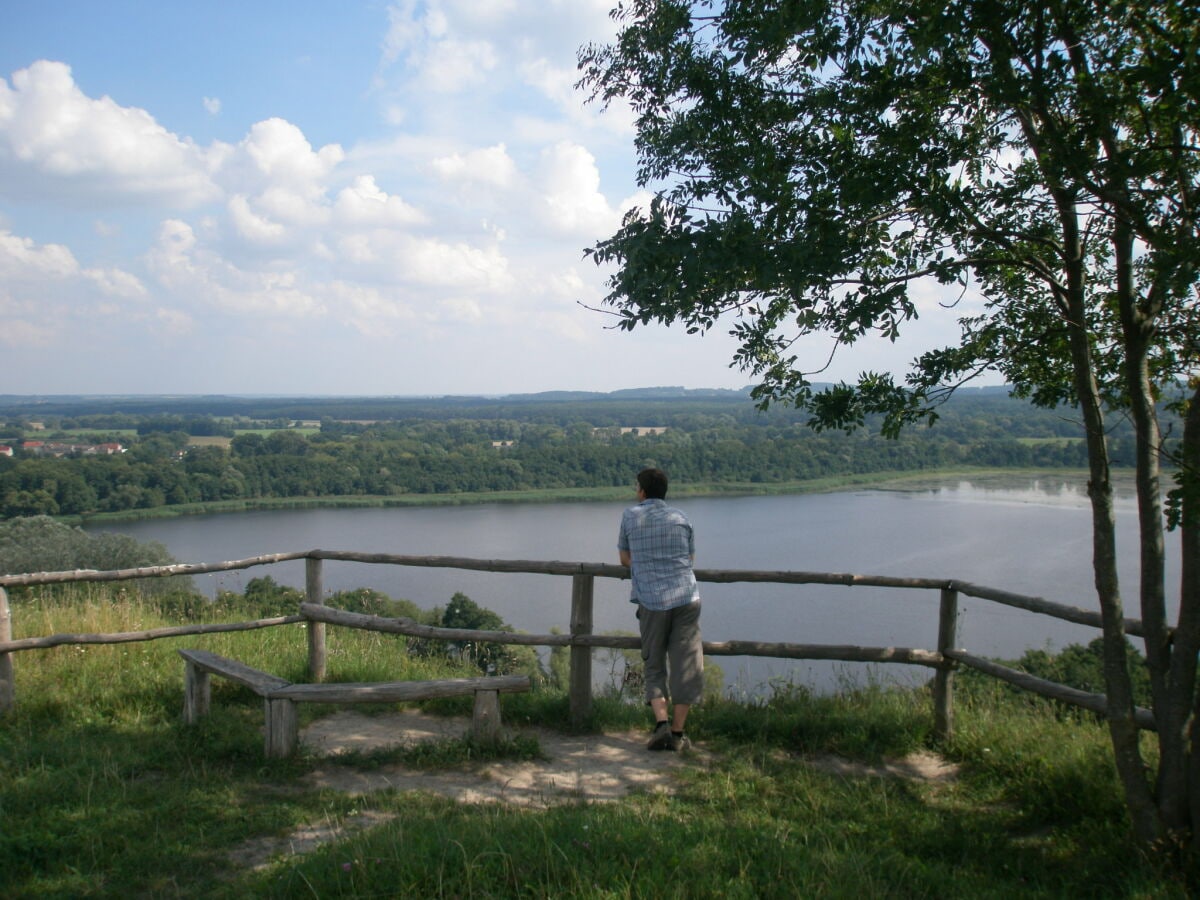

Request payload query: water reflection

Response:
[877,472,1140,509]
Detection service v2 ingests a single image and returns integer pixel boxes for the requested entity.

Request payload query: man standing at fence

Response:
[618,467,703,751]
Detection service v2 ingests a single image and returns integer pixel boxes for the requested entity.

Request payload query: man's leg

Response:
[650,696,687,743]
[638,607,671,711]
[639,607,676,750]
[650,696,670,723]
[666,601,703,738]
[671,702,690,731]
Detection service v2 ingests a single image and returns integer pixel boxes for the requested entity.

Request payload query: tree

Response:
[264,430,310,456]
[440,592,542,677]
[441,592,509,674]
[240,576,305,616]
[230,433,267,457]
[0,516,183,598]
[580,0,1200,856]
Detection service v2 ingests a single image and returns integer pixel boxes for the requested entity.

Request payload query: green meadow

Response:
[0,587,1187,898]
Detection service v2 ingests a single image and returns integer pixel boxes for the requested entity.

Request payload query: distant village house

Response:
[11,440,126,457]
[592,426,670,437]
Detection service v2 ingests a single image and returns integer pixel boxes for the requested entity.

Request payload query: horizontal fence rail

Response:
[0,550,1147,638]
[0,550,1156,737]
[299,603,946,666]
[0,616,307,653]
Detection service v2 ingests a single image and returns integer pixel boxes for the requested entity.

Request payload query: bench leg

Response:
[471,689,501,744]
[183,661,211,724]
[264,698,298,759]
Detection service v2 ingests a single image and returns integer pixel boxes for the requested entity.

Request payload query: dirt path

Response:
[228,709,704,871]
[299,708,702,806]
[228,709,957,871]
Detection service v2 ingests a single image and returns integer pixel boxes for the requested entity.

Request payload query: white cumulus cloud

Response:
[228,194,286,243]
[0,229,79,279]
[537,141,619,236]
[0,60,222,207]
[0,3,719,395]
[335,230,513,295]
[0,228,151,348]
[333,175,424,227]
[382,2,499,93]
[84,266,146,299]
[430,143,518,189]
[238,117,343,190]
[146,218,324,319]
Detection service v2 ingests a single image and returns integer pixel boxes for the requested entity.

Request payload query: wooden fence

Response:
[0,549,1156,738]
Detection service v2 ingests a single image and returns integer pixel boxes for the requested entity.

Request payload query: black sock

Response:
[656,719,669,727]
[672,730,683,737]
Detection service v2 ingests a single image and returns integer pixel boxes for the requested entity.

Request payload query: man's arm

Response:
[619,549,632,567]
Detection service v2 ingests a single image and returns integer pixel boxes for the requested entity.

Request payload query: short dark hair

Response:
[637,467,668,499]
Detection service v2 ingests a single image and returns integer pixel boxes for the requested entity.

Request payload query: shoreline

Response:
[62,466,1098,527]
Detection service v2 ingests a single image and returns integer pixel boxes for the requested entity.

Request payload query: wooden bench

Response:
[178,649,531,759]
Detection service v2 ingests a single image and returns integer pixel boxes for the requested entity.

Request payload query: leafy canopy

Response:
[579,0,1200,436]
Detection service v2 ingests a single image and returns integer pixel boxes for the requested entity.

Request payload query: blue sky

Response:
[1,1,965,397]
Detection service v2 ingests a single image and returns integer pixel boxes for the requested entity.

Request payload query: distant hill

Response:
[0,382,1023,427]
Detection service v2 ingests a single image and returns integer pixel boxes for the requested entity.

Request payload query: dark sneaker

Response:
[647,721,673,751]
[670,732,691,752]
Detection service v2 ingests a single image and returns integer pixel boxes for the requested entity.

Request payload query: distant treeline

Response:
[0,388,1149,519]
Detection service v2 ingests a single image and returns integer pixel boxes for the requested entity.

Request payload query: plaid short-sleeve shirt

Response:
[617,498,699,611]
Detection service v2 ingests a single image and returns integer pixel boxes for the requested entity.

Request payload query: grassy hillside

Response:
[0,589,1187,897]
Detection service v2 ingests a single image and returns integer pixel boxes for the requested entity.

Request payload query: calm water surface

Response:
[89,475,1178,693]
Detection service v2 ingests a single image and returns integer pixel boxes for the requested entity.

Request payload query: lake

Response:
[87,473,1179,694]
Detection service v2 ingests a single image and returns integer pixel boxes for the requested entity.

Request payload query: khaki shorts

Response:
[637,600,703,706]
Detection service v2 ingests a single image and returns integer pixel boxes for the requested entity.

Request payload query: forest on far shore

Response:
[0,386,1158,520]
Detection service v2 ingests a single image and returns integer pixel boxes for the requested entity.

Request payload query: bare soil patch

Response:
[299,708,704,806]
[802,749,960,783]
[228,709,705,872]
[228,709,957,871]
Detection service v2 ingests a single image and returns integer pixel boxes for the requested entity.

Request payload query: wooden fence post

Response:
[306,557,326,682]
[569,573,595,727]
[933,587,959,742]
[0,587,13,714]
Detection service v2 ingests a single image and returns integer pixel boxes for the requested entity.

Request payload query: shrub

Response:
[0,515,187,600]
[957,637,1152,716]
[441,591,544,679]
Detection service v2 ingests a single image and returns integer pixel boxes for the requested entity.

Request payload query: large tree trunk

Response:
[1070,342,1160,844]
[1057,212,1161,844]
[1113,225,1185,836]
[1000,43,1154,839]
[1177,382,1200,852]
[1116,232,1169,708]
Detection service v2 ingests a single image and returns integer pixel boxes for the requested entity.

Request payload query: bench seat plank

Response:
[179,648,290,695]
[269,675,530,703]
[179,649,530,759]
